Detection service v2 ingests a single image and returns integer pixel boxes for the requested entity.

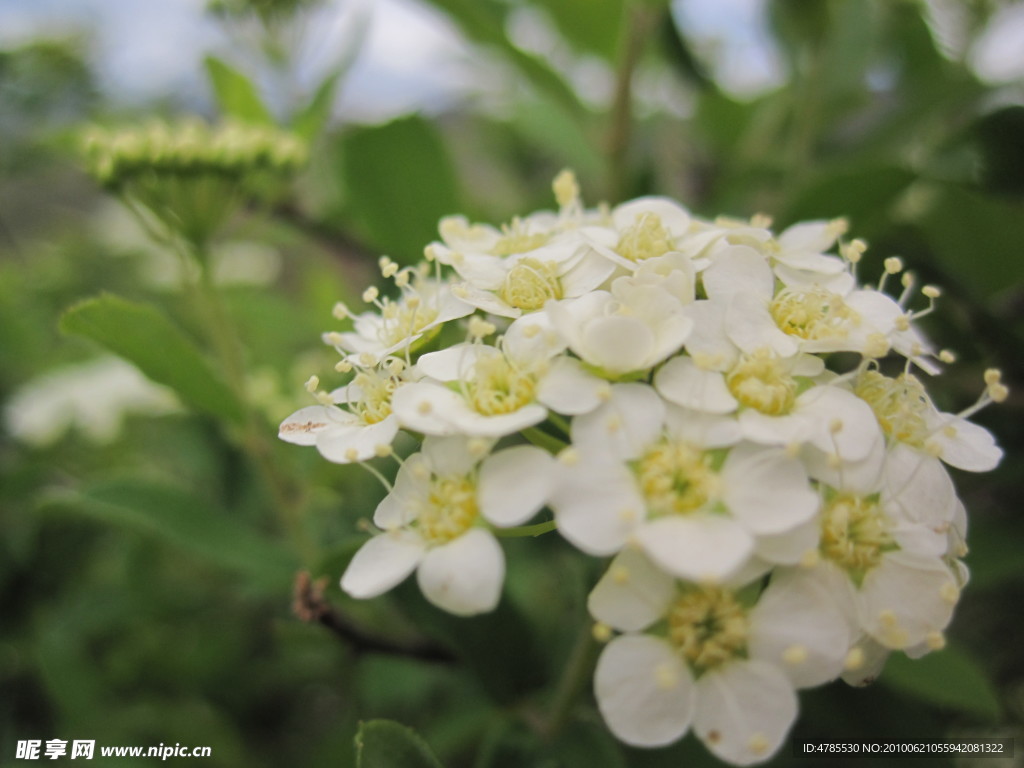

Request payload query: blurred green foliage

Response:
[1,0,1023,766]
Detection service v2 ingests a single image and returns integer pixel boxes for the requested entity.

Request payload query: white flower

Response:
[340,436,555,615]
[854,369,1003,472]
[589,548,846,763]
[392,314,608,437]
[592,196,694,269]
[546,273,694,378]
[278,365,405,463]
[551,384,818,581]
[327,275,473,366]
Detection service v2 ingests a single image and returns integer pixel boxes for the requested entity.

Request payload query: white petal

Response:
[748,571,849,688]
[703,245,774,301]
[595,635,696,748]
[422,434,487,476]
[612,196,692,236]
[391,382,464,436]
[316,416,399,464]
[932,415,1003,472]
[373,454,430,529]
[857,552,957,649]
[447,402,549,437]
[841,635,890,687]
[416,529,505,616]
[681,300,738,369]
[503,313,567,363]
[340,530,426,599]
[279,405,354,446]
[777,220,839,254]
[655,357,738,414]
[722,444,818,534]
[635,516,754,582]
[582,315,656,374]
[797,385,881,462]
[738,409,812,448]
[588,547,676,632]
[550,457,644,555]
[664,405,743,448]
[725,293,799,357]
[416,344,484,382]
[535,356,609,415]
[559,249,618,296]
[478,445,554,526]
[882,445,956,531]
[570,383,665,461]
[694,660,797,766]
[754,517,820,566]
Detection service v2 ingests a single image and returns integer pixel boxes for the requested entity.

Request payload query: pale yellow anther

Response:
[304,375,320,393]
[939,349,957,364]
[451,283,469,299]
[749,733,771,756]
[990,383,1009,403]
[884,256,904,274]
[864,333,891,358]
[843,239,867,263]
[423,244,438,262]
[405,295,422,310]
[800,549,820,568]
[828,217,849,237]
[619,508,637,522]
[378,256,397,277]
[558,447,579,466]
[940,582,959,603]
[612,565,631,584]
[387,358,406,374]
[468,316,496,339]
[782,645,808,665]
[830,418,844,434]
[924,441,943,458]
[358,352,376,367]
[522,324,542,339]
[335,360,353,373]
[911,342,924,357]
[592,622,613,642]
[894,315,911,332]
[943,425,958,438]
[655,663,678,690]
[344,448,359,462]
[315,391,334,406]
[827,453,842,469]
[394,271,410,288]
[417,400,433,415]
[878,609,898,626]
[362,286,379,303]
[450,251,465,265]
[785,442,801,458]
[606,415,622,433]
[597,384,612,401]
[984,368,1002,386]
[901,272,914,289]
[332,302,350,320]
[922,285,941,299]
[844,647,865,671]
[552,169,580,209]
[374,443,393,458]
[926,631,946,651]
[356,518,373,533]
[324,331,345,346]
[750,213,773,228]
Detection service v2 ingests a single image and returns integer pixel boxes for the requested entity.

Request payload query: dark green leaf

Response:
[204,55,274,125]
[39,479,296,591]
[60,293,245,424]
[537,0,625,60]
[881,643,1001,721]
[292,69,343,141]
[340,115,461,263]
[355,719,445,768]
[781,165,916,233]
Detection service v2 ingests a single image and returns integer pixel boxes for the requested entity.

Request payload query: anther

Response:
[612,565,630,584]
[592,622,612,642]
[558,447,579,466]
[335,360,353,373]
[940,582,959,603]
[938,349,956,364]
[844,647,865,671]
[884,257,903,274]
[304,375,320,393]
[782,645,808,665]
[361,286,379,303]
[324,331,345,345]
[655,663,678,690]
[374,443,393,458]
[332,302,350,320]
[417,401,433,415]
[926,631,946,651]
[468,316,496,339]
[921,285,941,299]
[344,448,359,462]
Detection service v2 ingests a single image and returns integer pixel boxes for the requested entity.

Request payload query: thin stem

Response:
[492,520,557,539]
[606,3,662,203]
[522,427,568,454]
[543,618,598,739]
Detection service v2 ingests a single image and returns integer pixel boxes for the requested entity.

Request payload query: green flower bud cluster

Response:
[81,118,307,248]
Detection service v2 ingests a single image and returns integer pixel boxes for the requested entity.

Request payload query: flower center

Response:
[616,213,674,262]
[820,494,895,585]
[726,350,797,415]
[770,286,859,340]
[854,370,930,448]
[634,440,718,516]
[350,371,397,424]
[498,257,563,311]
[491,218,551,257]
[467,354,537,416]
[417,475,479,545]
[668,587,748,672]
[378,296,440,348]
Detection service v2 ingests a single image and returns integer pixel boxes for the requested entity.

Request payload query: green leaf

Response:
[881,643,1001,721]
[355,720,445,768]
[60,293,245,424]
[537,0,625,60]
[292,69,343,141]
[340,115,461,263]
[39,479,297,591]
[204,56,274,125]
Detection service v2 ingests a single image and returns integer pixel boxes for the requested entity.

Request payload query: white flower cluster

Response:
[280,172,1006,765]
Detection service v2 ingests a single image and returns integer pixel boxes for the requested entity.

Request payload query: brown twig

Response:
[291,571,456,662]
